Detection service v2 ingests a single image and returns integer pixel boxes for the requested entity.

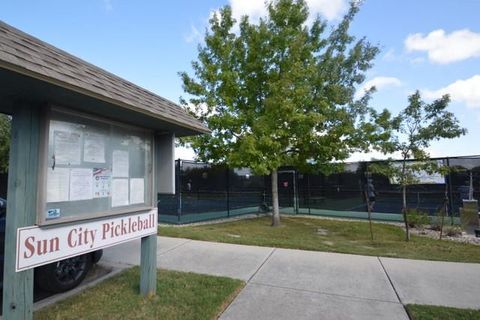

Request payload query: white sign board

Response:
[16,209,157,272]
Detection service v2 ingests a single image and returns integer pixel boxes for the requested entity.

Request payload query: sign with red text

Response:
[16,209,157,272]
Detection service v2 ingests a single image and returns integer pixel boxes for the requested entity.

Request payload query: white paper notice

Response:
[84,132,106,163]
[93,168,111,198]
[69,168,93,201]
[54,130,81,165]
[47,167,70,202]
[130,178,144,204]
[112,150,129,178]
[112,179,129,207]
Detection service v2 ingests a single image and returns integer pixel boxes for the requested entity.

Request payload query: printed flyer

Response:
[93,168,112,198]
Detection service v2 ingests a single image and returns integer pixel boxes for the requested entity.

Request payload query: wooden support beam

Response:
[2,103,40,320]
[139,234,157,296]
[141,133,172,295]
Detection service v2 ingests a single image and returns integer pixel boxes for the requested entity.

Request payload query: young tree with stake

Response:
[371,91,466,241]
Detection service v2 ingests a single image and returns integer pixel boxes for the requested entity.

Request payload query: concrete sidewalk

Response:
[102,237,480,320]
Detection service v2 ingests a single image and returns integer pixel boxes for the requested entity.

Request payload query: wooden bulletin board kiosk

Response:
[0,21,208,320]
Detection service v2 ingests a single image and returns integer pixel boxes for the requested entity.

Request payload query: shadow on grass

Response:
[34,267,244,320]
[159,216,480,263]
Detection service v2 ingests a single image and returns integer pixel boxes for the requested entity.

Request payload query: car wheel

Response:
[35,254,92,293]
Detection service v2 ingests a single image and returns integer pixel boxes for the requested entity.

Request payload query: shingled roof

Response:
[0,20,209,134]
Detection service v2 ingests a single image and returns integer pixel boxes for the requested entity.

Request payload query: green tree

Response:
[180,0,388,226]
[370,91,466,241]
[0,114,10,173]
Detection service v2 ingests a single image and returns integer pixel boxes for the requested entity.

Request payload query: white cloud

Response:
[356,76,403,99]
[382,48,397,61]
[306,0,348,21]
[423,75,480,108]
[228,0,348,24]
[409,57,425,64]
[175,145,196,160]
[185,24,202,44]
[185,102,212,116]
[405,29,480,64]
[348,150,402,162]
[348,146,453,162]
[229,0,267,23]
[196,0,348,43]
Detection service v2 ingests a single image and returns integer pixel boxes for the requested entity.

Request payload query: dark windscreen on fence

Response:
[158,156,480,224]
[448,157,480,213]
[229,168,266,214]
[180,161,228,215]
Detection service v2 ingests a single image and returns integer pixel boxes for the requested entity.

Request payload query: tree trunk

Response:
[439,184,448,240]
[402,185,410,241]
[439,203,445,240]
[400,156,410,242]
[271,169,280,227]
[364,191,374,241]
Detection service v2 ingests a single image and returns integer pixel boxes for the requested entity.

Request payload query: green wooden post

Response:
[141,133,175,296]
[2,103,40,320]
[140,234,157,296]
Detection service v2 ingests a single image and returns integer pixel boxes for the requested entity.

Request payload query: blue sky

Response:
[1,0,480,160]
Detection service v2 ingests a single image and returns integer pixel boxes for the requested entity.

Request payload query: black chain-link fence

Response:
[158,156,480,224]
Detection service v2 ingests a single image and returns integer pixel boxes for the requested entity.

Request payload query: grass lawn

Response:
[407,304,480,320]
[34,267,243,320]
[159,216,480,263]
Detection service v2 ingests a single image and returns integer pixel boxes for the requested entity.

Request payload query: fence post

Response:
[264,175,269,209]
[446,157,454,224]
[307,174,311,215]
[176,159,182,224]
[226,166,230,217]
[293,170,298,215]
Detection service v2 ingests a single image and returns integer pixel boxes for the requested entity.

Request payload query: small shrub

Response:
[443,225,463,237]
[431,208,447,231]
[406,209,430,228]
